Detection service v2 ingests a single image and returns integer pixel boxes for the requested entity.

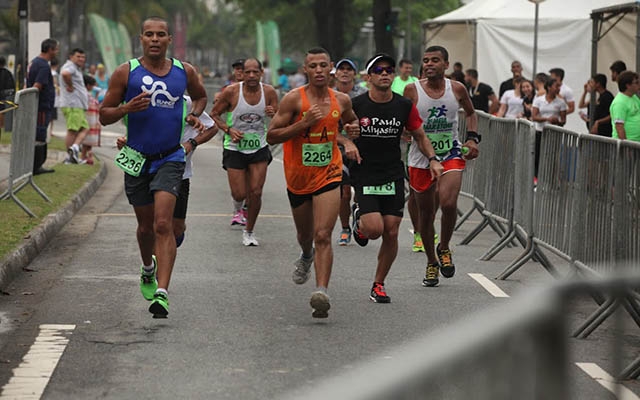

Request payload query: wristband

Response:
[189,111,200,118]
[188,138,198,149]
[428,155,440,163]
[466,131,481,144]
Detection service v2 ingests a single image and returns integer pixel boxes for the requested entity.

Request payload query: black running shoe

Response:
[351,203,368,247]
[370,282,391,303]
[422,263,440,287]
[437,244,456,278]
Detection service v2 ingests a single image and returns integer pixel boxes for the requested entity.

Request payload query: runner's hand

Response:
[302,104,324,128]
[463,140,479,160]
[265,105,276,118]
[343,140,362,164]
[186,114,205,133]
[125,91,151,113]
[116,136,127,150]
[229,128,244,143]
[429,160,444,180]
[343,122,360,140]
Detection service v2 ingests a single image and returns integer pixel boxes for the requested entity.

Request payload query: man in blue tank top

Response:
[100,17,207,318]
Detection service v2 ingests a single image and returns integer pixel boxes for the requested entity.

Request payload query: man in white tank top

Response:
[210,58,279,247]
[403,45,480,288]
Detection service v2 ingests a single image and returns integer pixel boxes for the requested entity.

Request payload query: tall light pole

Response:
[529,0,546,76]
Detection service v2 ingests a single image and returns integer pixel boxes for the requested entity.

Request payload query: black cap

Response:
[365,54,396,74]
[232,59,245,68]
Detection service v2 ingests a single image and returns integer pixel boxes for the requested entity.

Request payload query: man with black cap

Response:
[349,53,443,303]
[333,58,367,246]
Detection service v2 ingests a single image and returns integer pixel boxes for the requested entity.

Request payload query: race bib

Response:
[427,132,453,155]
[363,181,395,195]
[237,133,262,151]
[114,145,146,177]
[302,142,333,167]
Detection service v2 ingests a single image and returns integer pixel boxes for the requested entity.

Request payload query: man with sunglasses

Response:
[403,45,479,288]
[349,54,443,303]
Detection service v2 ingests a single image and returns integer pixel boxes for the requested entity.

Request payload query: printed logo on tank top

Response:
[239,112,263,124]
[359,116,402,137]
[141,75,180,108]
[424,105,453,133]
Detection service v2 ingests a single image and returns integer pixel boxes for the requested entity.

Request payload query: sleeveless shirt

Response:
[224,82,268,154]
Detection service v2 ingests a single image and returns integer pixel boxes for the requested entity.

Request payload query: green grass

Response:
[0,131,67,151]
[0,159,101,259]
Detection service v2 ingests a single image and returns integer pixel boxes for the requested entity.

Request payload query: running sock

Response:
[71,143,80,152]
[301,251,313,260]
[142,262,154,275]
[233,199,243,212]
[155,288,168,296]
[315,286,327,294]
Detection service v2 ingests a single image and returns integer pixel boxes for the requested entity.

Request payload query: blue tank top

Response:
[124,58,187,172]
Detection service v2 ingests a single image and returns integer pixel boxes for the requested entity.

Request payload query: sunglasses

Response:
[370,66,395,75]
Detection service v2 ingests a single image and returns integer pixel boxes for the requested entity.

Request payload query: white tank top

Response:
[408,78,461,168]
[224,82,268,154]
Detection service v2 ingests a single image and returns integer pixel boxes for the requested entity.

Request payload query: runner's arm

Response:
[267,91,317,145]
[263,85,279,118]
[209,86,233,132]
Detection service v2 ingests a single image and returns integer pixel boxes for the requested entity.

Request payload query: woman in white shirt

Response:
[497,76,525,118]
[531,77,567,177]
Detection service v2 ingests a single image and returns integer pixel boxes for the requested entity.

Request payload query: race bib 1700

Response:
[114,145,146,177]
[302,142,333,167]
[237,132,261,151]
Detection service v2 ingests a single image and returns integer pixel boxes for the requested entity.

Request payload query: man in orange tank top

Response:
[267,47,360,319]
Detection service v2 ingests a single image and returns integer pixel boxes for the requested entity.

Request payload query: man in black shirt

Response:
[465,69,498,114]
[347,53,443,303]
[499,60,524,98]
[578,73,613,137]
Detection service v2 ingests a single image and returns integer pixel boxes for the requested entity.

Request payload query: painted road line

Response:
[0,324,75,399]
[468,273,509,298]
[576,362,640,400]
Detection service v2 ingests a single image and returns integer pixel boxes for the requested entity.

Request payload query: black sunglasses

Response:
[370,66,395,75]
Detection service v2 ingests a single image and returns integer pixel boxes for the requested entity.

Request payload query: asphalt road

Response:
[0,133,638,399]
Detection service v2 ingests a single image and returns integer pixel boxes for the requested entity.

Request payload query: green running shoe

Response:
[140,255,157,301]
[412,232,425,252]
[149,291,169,318]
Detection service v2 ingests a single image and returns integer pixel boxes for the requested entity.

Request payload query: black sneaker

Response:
[351,203,368,247]
[437,244,456,278]
[422,263,440,287]
[370,282,391,303]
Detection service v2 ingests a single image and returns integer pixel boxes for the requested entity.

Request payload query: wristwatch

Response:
[428,155,440,163]
[188,138,198,149]
[189,111,200,118]
[466,131,481,144]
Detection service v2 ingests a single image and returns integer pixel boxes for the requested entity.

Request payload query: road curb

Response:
[0,160,108,290]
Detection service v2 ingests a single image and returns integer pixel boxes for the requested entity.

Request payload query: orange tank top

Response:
[282,87,343,194]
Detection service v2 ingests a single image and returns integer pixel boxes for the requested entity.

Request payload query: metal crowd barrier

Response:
[0,88,50,217]
[283,274,640,400]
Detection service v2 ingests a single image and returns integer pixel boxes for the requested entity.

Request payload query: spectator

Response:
[578,74,613,137]
[26,38,59,175]
[450,70,465,84]
[275,67,290,94]
[48,57,60,138]
[534,72,548,97]
[499,60,523,98]
[464,68,498,114]
[82,74,100,164]
[93,63,109,103]
[497,76,525,118]
[521,79,536,120]
[453,61,463,74]
[391,59,418,95]
[59,48,89,164]
[0,56,16,137]
[610,60,627,83]
[261,59,272,85]
[531,77,567,177]
[549,67,575,115]
[610,70,640,142]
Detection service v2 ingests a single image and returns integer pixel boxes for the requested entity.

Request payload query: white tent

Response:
[422,0,626,132]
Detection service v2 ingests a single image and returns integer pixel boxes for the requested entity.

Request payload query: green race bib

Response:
[363,181,395,195]
[427,132,453,155]
[302,142,333,167]
[115,145,146,177]
[237,133,262,151]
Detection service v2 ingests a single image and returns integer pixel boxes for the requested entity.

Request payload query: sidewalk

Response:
[0,124,115,289]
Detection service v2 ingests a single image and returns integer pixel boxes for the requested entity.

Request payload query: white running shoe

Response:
[242,230,259,246]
